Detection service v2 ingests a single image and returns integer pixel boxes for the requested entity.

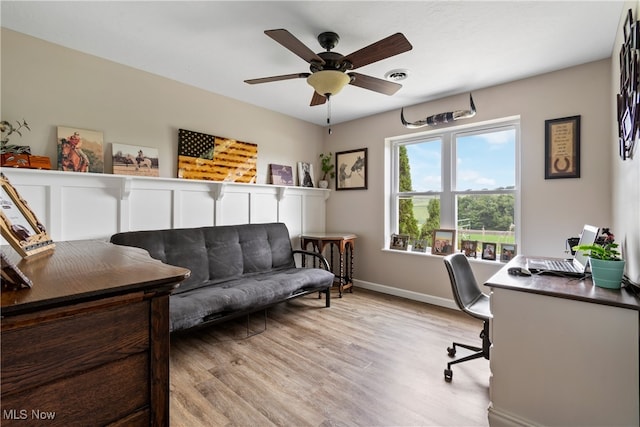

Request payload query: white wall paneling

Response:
[1,169,328,244]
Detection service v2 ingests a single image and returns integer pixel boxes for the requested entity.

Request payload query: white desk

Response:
[485,255,639,427]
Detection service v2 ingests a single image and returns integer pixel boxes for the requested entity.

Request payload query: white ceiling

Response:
[1,1,625,126]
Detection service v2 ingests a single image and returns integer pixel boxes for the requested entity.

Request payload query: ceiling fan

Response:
[244,29,413,107]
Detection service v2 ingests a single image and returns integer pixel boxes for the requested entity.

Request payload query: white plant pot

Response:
[318,180,329,189]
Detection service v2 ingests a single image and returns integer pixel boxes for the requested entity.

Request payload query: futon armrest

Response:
[292,249,331,271]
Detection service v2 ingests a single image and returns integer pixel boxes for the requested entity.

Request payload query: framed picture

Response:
[297,162,315,187]
[269,164,294,185]
[57,126,104,173]
[0,173,55,258]
[390,234,409,250]
[431,229,456,256]
[177,129,257,183]
[500,243,517,262]
[411,239,427,253]
[461,240,478,258]
[112,143,159,177]
[336,148,367,190]
[481,242,497,261]
[544,115,580,179]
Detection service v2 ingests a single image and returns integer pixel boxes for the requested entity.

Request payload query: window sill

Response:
[380,247,510,265]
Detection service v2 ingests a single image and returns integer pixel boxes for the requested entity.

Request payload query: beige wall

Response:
[1,29,324,184]
[611,0,640,285]
[324,59,613,299]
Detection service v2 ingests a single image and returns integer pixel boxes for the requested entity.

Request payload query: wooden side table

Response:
[301,232,356,297]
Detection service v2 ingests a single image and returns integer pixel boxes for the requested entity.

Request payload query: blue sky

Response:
[405,128,515,192]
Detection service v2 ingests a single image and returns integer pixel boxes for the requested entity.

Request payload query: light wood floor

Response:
[169,288,490,426]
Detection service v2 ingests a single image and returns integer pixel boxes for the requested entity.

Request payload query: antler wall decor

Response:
[401,94,476,128]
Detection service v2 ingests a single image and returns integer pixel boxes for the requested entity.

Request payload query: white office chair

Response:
[442,253,492,382]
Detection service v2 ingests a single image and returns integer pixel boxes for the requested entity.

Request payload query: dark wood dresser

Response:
[1,240,190,426]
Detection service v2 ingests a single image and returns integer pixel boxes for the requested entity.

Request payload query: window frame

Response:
[385,117,521,253]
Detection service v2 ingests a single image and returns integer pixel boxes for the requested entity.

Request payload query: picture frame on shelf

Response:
[431,229,456,256]
[390,234,409,250]
[411,239,427,253]
[544,115,580,179]
[461,240,478,258]
[336,148,367,190]
[0,172,55,258]
[500,243,517,262]
[112,143,159,177]
[57,126,104,173]
[481,242,497,260]
[297,162,315,187]
[269,164,294,185]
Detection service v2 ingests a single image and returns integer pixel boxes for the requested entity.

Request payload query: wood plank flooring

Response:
[169,288,490,426]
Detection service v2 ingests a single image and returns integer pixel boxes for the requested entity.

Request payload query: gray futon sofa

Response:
[110,222,334,332]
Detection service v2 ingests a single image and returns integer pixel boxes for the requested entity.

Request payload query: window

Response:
[387,118,519,255]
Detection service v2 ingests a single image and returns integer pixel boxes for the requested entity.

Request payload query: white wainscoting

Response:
[2,169,329,246]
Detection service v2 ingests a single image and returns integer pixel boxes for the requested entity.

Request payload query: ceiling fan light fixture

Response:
[307,70,351,97]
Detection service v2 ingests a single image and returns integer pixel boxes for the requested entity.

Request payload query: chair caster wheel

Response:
[447,346,456,357]
[444,369,453,382]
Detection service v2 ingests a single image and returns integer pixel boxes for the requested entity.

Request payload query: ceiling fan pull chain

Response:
[327,95,332,135]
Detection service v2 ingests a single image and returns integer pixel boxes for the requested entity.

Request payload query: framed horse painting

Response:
[57,126,104,173]
[112,143,160,177]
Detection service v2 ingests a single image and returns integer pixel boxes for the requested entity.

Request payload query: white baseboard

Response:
[353,279,459,311]
[488,405,536,427]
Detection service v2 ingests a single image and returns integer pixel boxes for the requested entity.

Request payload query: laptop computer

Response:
[526,224,599,276]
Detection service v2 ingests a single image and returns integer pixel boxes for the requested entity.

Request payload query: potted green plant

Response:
[318,152,335,189]
[573,228,625,289]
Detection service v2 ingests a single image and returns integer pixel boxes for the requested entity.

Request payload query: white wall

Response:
[325,59,613,301]
[1,168,328,247]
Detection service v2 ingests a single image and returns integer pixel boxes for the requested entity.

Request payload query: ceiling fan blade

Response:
[348,72,402,95]
[343,33,412,70]
[244,73,310,85]
[265,29,326,65]
[310,91,327,106]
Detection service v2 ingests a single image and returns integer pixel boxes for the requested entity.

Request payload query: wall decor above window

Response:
[617,8,639,160]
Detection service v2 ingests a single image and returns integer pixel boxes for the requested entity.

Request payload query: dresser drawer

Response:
[1,300,150,396]
[1,353,149,426]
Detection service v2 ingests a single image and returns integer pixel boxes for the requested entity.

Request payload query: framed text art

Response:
[0,173,55,258]
[544,116,580,179]
[336,148,368,190]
